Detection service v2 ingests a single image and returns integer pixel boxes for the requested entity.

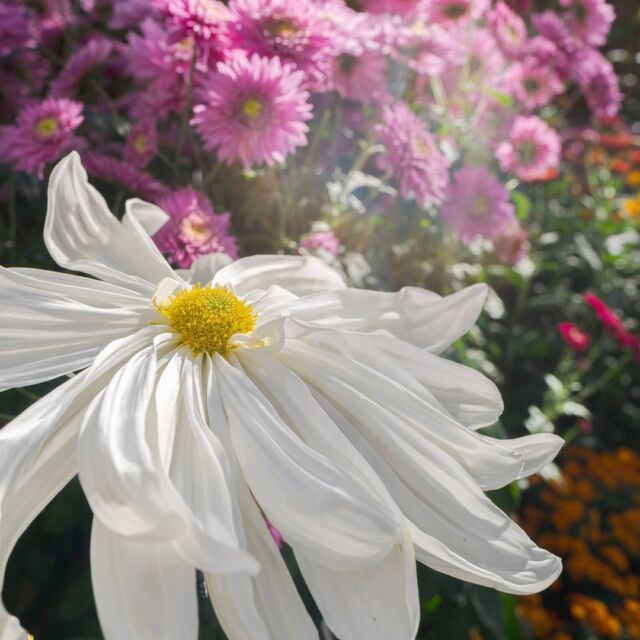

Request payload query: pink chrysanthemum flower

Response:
[0,98,84,178]
[441,166,516,245]
[487,1,527,59]
[192,52,312,169]
[333,50,387,105]
[403,21,465,79]
[376,102,449,207]
[50,37,114,98]
[153,187,238,268]
[505,63,564,111]
[496,116,561,182]
[123,120,158,167]
[571,49,622,119]
[228,0,335,90]
[426,0,488,25]
[559,0,614,48]
[0,3,31,56]
[356,0,423,15]
[300,227,340,257]
[82,151,168,201]
[154,0,231,42]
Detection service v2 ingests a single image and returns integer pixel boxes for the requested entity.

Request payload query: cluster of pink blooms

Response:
[0,0,620,266]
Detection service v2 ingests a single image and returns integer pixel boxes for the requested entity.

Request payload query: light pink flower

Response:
[441,165,516,245]
[192,52,312,169]
[300,228,340,257]
[228,0,335,90]
[49,37,114,98]
[559,0,614,48]
[0,99,84,178]
[356,0,423,15]
[333,50,387,105]
[153,187,238,268]
[487,2,527,59]
[571,48,622,119]
[426,0,489,25]
[496,116,561,182]
[505,63,564,111]
[376,102,449,206]
[154,0,231,43]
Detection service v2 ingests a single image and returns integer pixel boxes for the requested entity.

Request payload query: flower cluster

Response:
[0,0,620,263]
[518,446,640,640]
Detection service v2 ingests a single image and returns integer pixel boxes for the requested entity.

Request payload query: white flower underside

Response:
[0,153,562,640]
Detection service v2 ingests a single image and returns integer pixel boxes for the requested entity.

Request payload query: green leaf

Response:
[511,191,531,221]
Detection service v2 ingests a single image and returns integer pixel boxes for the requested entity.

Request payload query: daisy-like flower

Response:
[496,116,561,182]
[0,153,562,640]
[487,1,527,59]
[426,0,488,25]
[505,63,564,111]
[0,98,84,178]
[123,120,158,168]
[559,0,615,48]
[571,49,622,119]
[441,165,516,245]
[376,102,450,207]
[153,187,238,268]
[192,52,313,169]
[154,0,231,42]
[228,0,335,90]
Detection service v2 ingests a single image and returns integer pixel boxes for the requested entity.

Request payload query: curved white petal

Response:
[213,354,398,570]
[213,255,346,297]
[281,339,527,490]
[312,391,562,595]
[497,433,564,479]
[91,519,198,640]
[296,527,419,640]
[0,267,148,390]
[265,283,487,352]
[44,152,181,294]
[124,198,168,236]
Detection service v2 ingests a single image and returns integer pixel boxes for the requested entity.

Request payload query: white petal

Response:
[91,519,198,640]
[0,267,148,390]
[44,153,180,294]
[313,393,562,595]
[213,254,346,296]
[267,283,487,352]
[124,198,168,236]
[497,433,565,479]
[296,527,419,640]
[214,354,398,570]
[178,253,234,285]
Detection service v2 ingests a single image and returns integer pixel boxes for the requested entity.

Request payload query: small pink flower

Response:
[332,49,387,105]
[441,166,516,245]
[570,49,622,119]
[153,187,238,268]
[356,0,423,15]
[228,0,335,90]
[376,102,449,207]
[487,1,527,59]
[558,322,592,352]
[496,116,561,182]
[583,293,631,345]
[192,52,312,169]
[154,0,231,43]
[505,63,564,111]
[123,120,158,168]
[559,0,614,48]
[426,0,489,25]
[493,222,529,265]
[0,98,84,178]
[300,228,340,257]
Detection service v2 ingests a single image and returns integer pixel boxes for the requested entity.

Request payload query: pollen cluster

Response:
[159,285,256,355]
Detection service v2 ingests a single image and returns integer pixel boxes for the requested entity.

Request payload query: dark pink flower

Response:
[0,99,84,178]
[0,3,31,56]
[558,322,592,352]
[123,120,158,167]
[192,52,312,169]
[153,187,238,268]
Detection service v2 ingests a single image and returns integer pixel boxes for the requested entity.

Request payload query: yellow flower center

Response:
[133,133,148,154]
[158,286,256,355]
[242,98,263,120]
[181,214,212,243]
[271,18,296,36]
[472,195,490,218]
[35,117,59,139]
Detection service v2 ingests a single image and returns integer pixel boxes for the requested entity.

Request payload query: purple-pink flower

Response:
[0,98,84,178]
[0,3,31,56]
[505,63,564,111]
[441,165,516,245]
[496,116,561,182]
[571,48,622,119]
[123,120,158,167]
[559,0,614,48]
[228,0,335,90]
[333,50,387,105]
[192,52,312,169]
[153,187,238,268]
[487,2,527,59]
[300,227,340,257]
[376,102,449,207]
[154,0,231,43]
[426,0,488,25]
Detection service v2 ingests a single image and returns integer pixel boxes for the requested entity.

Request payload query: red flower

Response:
[558,322,592,352]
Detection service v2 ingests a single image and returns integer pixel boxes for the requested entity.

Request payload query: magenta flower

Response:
[228,0,335,90]
[49,37,114,98]
[0,3,31,56]
[558,322,592,352]
[0,99,84,178]
[357,0,423,15]
[153,187,238,268]
[571,48,622,119]
[154,0,231,42]
[427,0,488,25]
[487,2,527,59]
[300,228,340,257]
[123,120,158,168]
[376,102,449,207]
[192,52,312,169]
[496,116,561,182]
[110,0,156,29]
[441,166,516,245]
[505,63,564,111]
[559,0,614,48]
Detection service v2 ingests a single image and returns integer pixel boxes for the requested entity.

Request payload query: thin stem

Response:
[172,50,197,183]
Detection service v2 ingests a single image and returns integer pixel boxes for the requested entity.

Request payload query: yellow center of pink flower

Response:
[133,133,148,154]
[35,117,59,139]
[181,214,212,243]
[472,195,490,218]
[242,98,263,120]
[271,18,296,36]
[159,285,256,355]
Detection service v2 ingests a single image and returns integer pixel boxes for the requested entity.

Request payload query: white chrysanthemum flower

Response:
[0,153,562,640]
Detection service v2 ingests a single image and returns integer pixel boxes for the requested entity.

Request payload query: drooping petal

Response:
[0,267,149,390]
[91,519,198,640]
[124,198,168,237]
[213,354,398,570]
[213,255,346,297]
[44,152,180,294]
[296,527,419,640]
